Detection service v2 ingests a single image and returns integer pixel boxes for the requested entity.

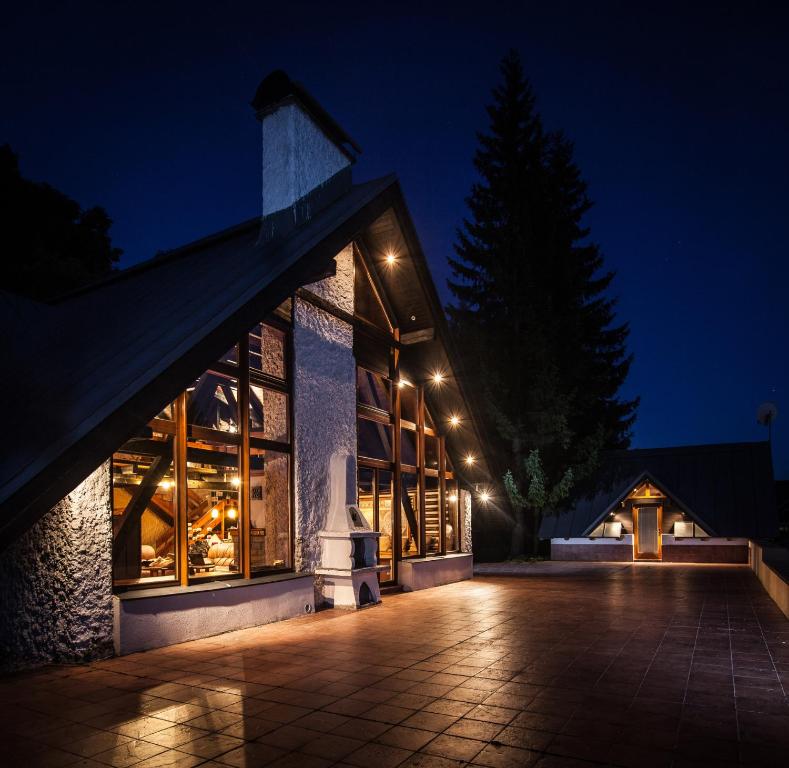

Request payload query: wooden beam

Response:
[400,327,435,345]
[112,442,173,574]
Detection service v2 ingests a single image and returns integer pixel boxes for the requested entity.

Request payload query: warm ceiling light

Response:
[227,508,237,520]
[231,477,241,487]
[432,371,444,385]
[465,454,476,466]
[479,490,491,503]
[210,508,219,519]
[385,252,396,265]
[449,415,460,428]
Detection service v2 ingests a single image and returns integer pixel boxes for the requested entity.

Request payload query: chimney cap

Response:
[251,70,362,159]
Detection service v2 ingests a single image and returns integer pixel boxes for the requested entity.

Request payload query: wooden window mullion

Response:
[439,434,446,555]
[174,392,189,587]
[417,385,426,558]
[240,334,251,578]
[391,336,401,582]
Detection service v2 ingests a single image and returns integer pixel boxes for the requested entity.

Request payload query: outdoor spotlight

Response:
[432,371,444,385]
[465,454,476,466]
[479,490,491,503]
[385,252,396,265]
[231,476,241,487]
[211,508,219,519]
[449,415,460,427]
[227,508,237,520]
[159,480,172,490]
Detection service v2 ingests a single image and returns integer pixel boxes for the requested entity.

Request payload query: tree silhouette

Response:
[0,144,121,300]
[448,51,638,555]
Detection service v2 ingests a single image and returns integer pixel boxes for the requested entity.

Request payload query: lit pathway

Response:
[4,563,789,767]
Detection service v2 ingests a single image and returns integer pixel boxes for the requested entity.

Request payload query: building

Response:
[540,442,778,562]
[0,71,493,671]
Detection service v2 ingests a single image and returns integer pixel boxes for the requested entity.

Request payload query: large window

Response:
[112,314,293,589]
[356,362,461,583]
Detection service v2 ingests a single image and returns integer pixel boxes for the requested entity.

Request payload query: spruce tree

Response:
[448,51,638,555]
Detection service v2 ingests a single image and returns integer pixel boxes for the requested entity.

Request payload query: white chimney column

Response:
[259,102,351,218]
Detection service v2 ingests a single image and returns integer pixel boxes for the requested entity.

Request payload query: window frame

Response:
[112,310,294,592]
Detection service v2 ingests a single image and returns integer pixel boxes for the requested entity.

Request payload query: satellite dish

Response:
[757,402,778,441]
[757,402,778,426]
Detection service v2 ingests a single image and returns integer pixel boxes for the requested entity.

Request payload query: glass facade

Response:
[356,362,462,584]
[112,314,292,589]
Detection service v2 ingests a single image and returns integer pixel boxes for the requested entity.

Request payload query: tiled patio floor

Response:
[5,563,789,768]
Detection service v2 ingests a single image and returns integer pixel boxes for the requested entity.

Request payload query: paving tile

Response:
[299,733,367,761]
[444,717,503,741]
[422,733,486,761]
[212,742,286,767]
[177,733,245,759]
[471,742,539,768]
[91,739,167,768]
[12,565,789,768]
[376,725,437,750]
[344,741,413,767]
[130,751,205,768]
[401,710,459,732]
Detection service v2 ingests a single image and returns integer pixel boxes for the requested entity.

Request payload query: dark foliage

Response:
[0,145,121,300]
[448,51,638,554]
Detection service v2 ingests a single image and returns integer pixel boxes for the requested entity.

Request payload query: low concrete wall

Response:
[750,541,789,619]
[663,535,748,563]
[399,553,473,592]
[114,574,315,655]
[551,536,634,562]
[552,535,749,563]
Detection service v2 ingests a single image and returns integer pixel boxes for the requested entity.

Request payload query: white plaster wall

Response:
[261,104,350,217]
[0,463,113,672]
[400,554,473,592]
[114,576,315,655]
[461,490,473,554]
[293,246,356,583]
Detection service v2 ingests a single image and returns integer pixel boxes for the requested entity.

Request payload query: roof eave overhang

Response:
[0,177,398,551]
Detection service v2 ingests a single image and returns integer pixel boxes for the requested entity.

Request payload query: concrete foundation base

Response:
[113,574,314,655]
[399,553,473,592]
[317,566,384,608]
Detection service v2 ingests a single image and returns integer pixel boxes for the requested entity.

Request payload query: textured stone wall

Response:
[0,462,114,672]
[461,490,473,554]
[293,245,356,583]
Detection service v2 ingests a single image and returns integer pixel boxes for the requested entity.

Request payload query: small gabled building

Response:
[0,71,493,670]
[540,442,778,563]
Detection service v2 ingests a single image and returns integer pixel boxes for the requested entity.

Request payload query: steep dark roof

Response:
[539,442,778,539]
[251,70,362,159]
[0,175,397,548]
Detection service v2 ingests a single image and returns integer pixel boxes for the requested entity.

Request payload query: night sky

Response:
[3,2,787,478]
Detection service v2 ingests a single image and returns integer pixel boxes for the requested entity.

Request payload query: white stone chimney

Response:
[251,70,361,234]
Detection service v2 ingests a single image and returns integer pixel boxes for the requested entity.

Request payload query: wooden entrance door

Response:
[634,505,662,560]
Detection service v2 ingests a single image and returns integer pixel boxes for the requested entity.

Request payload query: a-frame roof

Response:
[0,175,397,547]
[576,469,714,537]
[539,442,778,540]
[0,173,495,551]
